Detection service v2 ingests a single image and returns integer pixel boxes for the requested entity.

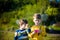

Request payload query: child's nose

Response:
[37,21,39,22]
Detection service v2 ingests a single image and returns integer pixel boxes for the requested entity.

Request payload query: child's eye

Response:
[36,20,39,21]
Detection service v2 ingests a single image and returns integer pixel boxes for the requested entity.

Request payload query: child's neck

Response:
[35,24,40,26]
[19,28,23,30]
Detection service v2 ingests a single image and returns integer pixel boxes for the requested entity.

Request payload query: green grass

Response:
[0,31,14,40]
[0,32,60,40]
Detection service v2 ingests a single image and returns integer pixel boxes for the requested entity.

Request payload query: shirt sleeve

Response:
[41,26,47,37]
[26,28,31,34]
[28,27,34,38]
[14,30,18,40]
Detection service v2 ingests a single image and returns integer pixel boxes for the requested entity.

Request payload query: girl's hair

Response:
[19,19,28,24]
[33,13,41,19]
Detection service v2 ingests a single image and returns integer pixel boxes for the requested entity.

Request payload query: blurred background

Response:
[0,0,60,40]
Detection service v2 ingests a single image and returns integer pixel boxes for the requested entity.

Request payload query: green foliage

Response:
[45,6,58,15]
[48,24,60,30]
[0,0,59,32]
[0,0,55,31]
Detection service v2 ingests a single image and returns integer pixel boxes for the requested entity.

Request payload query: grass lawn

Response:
[0,31,60,40]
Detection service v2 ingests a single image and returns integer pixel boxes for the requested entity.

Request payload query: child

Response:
[29,13,46,40]
[14,19,31,40]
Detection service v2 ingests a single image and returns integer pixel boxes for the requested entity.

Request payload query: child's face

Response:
[20,24,26,29]
[33,18,41,25]
[19,20,26,29]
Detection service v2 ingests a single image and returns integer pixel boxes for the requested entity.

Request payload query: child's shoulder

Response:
[31,25,37,28]
[15,29,20,32]
[40,25,46,27]
[40,25,46,29]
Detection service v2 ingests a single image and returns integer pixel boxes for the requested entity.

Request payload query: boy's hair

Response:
[33,13,41,19]
[19,19,28,24]
[22,19,28,24]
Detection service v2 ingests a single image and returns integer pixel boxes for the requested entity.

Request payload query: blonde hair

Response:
[33,13,41,19]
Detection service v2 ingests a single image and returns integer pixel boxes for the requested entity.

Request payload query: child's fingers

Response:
[32,31,35,34]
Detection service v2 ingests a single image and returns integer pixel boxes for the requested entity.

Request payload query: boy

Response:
[29,13,46,40]
[14,19,31,40]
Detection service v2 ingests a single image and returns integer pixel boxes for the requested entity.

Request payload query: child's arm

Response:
[26,28,33,38]
[28,27,40,38]
[25,24,34,38]
[26,28,31,33]
[41,26,47,37]
[14,32,18,40]
[28,31,35,38]
[25,24,31,34]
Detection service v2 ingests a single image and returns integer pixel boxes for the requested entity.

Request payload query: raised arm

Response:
[14,32,18,40]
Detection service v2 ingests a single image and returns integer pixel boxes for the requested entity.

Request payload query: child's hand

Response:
[31,31,35,35]
[34,30,41,33]
[31,30,41,35]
